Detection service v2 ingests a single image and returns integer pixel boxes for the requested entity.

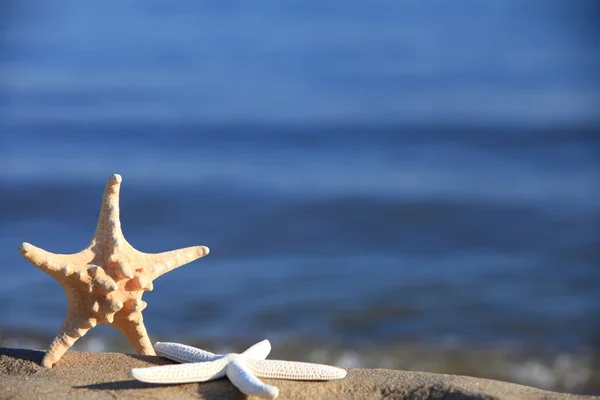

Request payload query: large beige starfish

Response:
[19,174,210,368]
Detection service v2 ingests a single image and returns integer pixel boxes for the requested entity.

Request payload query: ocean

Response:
[1,0,599,395]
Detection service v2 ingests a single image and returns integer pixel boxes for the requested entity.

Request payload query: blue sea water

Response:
[0,0,599,394]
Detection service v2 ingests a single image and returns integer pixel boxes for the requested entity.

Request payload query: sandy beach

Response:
[0,347,595,400]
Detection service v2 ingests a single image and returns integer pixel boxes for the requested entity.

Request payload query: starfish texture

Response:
[19,174,210,368]
[131,340,347,399]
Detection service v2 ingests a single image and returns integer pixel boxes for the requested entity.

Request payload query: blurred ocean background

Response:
[1,0,599,395]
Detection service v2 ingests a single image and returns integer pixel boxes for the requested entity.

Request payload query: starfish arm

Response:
[19,242,88,275]
[227,357,279,399]
[245,359,347,381]
[112,315,155,355]
[154,342,220,363]
[42,315,93,368]
[93,174,124,242]
[131,357,229,384]
[143,245,210,281]
[241,339,271,360]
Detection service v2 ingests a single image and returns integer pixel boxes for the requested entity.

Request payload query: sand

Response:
[0,347,595,400]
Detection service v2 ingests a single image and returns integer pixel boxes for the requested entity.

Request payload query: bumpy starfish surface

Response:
[131,340,347,399]
[19,174,210,368]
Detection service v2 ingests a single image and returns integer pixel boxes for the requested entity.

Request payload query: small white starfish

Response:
[131,340,347,399]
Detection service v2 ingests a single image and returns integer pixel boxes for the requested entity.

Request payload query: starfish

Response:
[19,174,210,368]
[131,340,347,399]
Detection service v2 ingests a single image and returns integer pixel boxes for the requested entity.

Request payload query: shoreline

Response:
[1,347,595,400]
